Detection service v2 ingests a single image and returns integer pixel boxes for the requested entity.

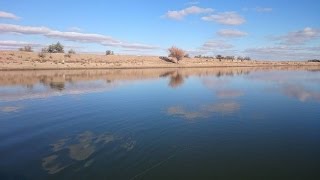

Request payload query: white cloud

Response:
[0,40,41,47]
[46,31,118,43]
[251,27,320,60]
[202,12,245,25]
[185,1,199,5]
[255,7,273,13]
[0,40,43,50]
[273,27,320,45]
[67,27,82,32]
[164,6,214,20]
[242,7,249,12]
[119,43,158,50]
[244,45,320,60]
[0,23,158,50]
[0,24,50,34]
[308,46,320,51]
[201,40,234,50]
[217,29,248,38]
[0,11,20,20]
[0,40,84,51]
[186,39,237,56]
[242,7,273,13]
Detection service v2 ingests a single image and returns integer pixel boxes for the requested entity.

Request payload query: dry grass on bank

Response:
[0,50,319,70]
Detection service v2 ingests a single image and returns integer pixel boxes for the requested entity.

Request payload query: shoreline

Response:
[1,51,319,71]
[1,64,319,71]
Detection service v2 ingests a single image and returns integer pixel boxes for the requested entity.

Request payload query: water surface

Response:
[0,67,320,179]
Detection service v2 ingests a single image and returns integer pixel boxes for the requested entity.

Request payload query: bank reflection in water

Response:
[0,68,250,102]
[0,105,23,113]
[0,67,319,103]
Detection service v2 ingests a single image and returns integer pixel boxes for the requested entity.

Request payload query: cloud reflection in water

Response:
[42,131,136,174]
[0,105,22,113]
[167,102,240,120]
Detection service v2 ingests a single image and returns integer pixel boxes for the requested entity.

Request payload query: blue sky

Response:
[0,0,319,60]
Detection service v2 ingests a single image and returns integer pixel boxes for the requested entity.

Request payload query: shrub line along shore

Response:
[0,50,319,71]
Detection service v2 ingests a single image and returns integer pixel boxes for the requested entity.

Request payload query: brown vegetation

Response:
[68,49,76,54]
[19,45,33,52]
[168,46,185,63]
[38,52,46,58]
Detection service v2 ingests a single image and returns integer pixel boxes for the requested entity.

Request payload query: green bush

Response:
[106,50,114,55]
[47,42,64,53]
[308,59,320,62]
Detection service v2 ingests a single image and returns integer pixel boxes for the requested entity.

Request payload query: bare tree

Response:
[237,56,244,61]
[244,56,251,61]
[18,45,33,52]
[68,49,76,54]
[225,56,235,61]
[216,55,224,61]
[168,46,185,63]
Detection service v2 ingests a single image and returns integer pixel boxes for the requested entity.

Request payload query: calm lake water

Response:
[0,67,320,180]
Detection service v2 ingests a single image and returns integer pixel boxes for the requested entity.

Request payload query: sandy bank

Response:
[0,51,319,70]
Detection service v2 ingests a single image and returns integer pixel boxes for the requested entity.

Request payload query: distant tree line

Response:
[160,46,254,64]
[36,42,76,58]
[19,43,255,63]
[195,54,251,61]
[106,50,114,55]
[18,45,33,52]
[308,59,320,62]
